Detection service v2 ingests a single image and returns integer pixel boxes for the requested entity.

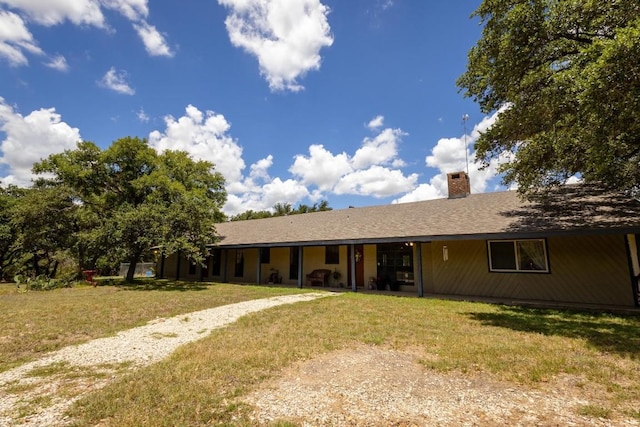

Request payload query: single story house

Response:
[157,172,640,309]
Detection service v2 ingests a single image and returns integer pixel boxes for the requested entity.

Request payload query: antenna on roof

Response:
[462,114,470,176]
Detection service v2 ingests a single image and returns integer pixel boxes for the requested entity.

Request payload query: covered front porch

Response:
[157,241,426,297]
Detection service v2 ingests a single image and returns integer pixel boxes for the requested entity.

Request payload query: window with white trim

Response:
[487,239,549,272]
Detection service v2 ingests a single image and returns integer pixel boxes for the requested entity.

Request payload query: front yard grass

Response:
[2,282,639,425]
[0,279,310,373]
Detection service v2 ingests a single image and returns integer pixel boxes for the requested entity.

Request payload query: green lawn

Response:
[2,281,639,425]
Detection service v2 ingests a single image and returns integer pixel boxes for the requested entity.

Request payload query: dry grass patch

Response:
[0,281,310,373]
[67,293,640,426]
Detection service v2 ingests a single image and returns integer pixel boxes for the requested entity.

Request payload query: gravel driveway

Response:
[0,292,336,426]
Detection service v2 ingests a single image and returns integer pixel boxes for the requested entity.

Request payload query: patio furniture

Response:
[306,269,331,287]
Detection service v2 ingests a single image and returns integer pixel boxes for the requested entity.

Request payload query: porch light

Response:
[442,245,449,261]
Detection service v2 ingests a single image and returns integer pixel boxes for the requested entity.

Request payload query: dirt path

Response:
[245,345,638,426]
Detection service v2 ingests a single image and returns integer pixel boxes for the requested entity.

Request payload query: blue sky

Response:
[0,0,507,215]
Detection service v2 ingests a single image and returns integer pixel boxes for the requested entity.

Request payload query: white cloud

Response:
[99,67,135,95]
[0,10,42,66]
[101,0,148,21]
[333,166,417,197]
[290,125,414,198]
[0,97,81,186]
[147,104,315,216]
[0,0,106,27]
[136,107,149,122]
[149,104,245,187]
[425,136,468,172]
[392,181,445,204]
[290,144,351,191]
[393,110,506,203]
[248,154,273,181]
[352,127,406,169]
[222,153,311,215]
[225,175,309,215]
[44,54,68,71]
[366,115,384,130]
[0,0,172,61]
[218,0,334,92]
[146,105,419,215]
[260,177,309,205]
[133,21,174,57]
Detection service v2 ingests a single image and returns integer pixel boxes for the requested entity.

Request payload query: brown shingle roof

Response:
[213,186,640,247]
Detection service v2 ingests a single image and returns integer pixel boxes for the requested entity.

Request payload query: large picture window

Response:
[488,239,549,273]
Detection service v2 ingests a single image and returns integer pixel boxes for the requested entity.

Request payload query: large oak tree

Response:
[34,137,226,282]
[457,0,640,195]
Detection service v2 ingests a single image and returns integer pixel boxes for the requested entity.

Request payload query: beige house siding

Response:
[258,247,292,284]
[222,248,258,284]
[542,234,632,305]
[430,240,488,297]
[427,235,634,306]
[301,245,348,286]
[419,242,434,294]
[363,244,377,288]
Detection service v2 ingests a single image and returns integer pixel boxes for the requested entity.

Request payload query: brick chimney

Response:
[447,171,470,198]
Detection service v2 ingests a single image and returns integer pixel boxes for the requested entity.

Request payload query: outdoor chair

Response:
[305,269,331,287]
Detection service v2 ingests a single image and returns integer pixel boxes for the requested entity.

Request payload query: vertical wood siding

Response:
[419,242,434,293]
[427,234,634,306]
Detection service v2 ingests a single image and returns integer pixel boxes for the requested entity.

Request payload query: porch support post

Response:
[350,243,357,291]
[256,248,262,285]
[298,246,304,288]
[415,243,424,298]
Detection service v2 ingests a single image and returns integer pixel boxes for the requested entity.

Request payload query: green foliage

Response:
[0,185,23,280]
[228,209,274,221]
[33,137,227,282]
[229,200,332,221]
[457,0,640,195]
[14,274,73,292]
[9,185,78,278]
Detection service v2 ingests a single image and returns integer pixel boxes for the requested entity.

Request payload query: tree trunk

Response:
[126,259,138,283]
[125,249,146,283]
[50,260,59,278]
